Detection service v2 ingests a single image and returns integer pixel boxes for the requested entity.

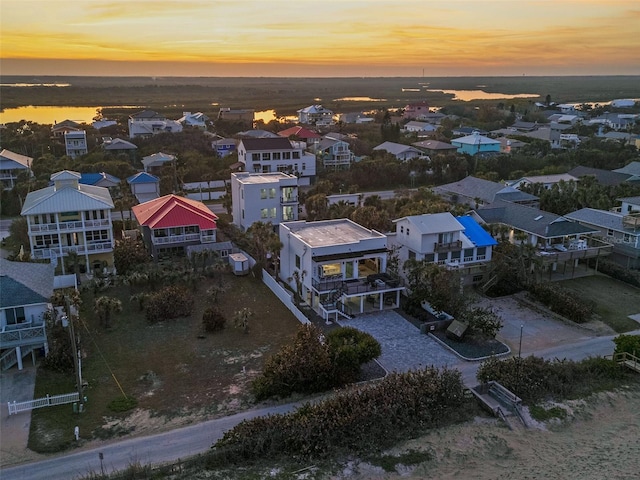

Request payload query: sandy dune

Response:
[336,386,640,480]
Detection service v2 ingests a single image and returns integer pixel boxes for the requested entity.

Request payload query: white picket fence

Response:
[8,392,79,415]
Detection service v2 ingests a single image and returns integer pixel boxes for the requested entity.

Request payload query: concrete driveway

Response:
[0,366,42,467]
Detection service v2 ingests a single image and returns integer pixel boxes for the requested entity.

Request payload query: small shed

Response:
[228,253,249,276]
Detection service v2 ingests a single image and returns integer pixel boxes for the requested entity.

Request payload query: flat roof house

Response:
[237,137,316,186]
[279,219,404,321]
[231,172,298,231]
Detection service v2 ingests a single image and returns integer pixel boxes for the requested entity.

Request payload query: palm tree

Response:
[233,307,254,334]
[94,296,123,329]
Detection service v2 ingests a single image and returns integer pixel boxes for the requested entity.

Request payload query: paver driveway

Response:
[337,310,459,373]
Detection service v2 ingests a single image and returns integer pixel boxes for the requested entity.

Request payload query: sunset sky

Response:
[1,0,639,77]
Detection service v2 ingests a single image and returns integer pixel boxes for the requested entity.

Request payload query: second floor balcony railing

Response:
[30,219,110,233]
[434,240,462,253]
[280,196,298,204]
[0,324,47,349]
[152,233,201,245]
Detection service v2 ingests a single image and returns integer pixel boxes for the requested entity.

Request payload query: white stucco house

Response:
[279,219,404,320]
[237,137,316,186]
[128,110,183,139]
[231,172,298,231]
[388,213,497,285]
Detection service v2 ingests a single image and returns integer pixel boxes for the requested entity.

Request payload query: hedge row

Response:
[477,355,630,404]
[212,367,469,463]
[597,260,640,287]
[528,283,594,323]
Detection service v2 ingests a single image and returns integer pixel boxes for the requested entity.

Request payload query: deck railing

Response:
[0,325,47,349]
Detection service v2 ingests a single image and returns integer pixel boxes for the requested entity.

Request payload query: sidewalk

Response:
[0,366,42,467]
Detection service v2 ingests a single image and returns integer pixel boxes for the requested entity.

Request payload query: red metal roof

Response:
[277,126,321,139]
[132,194,218,230]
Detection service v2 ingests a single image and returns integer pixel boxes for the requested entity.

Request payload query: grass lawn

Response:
[559,274,640,333]
[28,269,301,453]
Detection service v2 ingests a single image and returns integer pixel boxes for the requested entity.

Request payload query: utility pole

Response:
[64,296,84,412]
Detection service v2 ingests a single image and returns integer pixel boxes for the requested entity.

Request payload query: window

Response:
[260,188,267,199]
[623,234,631,243]
[406,228,410,235]
[295,255,301,269]
[292,151,300,159]
[302,163,306,171]
[262,165,271,173]
[86,230,110,242]
[438,232,453,244]
[219,250,229,258]
[451,250,461,260]
[400,226,404,234]
[473,275,484,283]
[269,188,276,199]
[272,152,281,160]
[5,307,26,325]
[262,152,270,161]
[260,208,268,219]
[477,247,486,256]
[283,152,291,160]
[408,250,416,260]
[607,229,614,236]
[35,234,60,247]
[252,153,260,161]
[425,253,435,263]
[269,207,277,218]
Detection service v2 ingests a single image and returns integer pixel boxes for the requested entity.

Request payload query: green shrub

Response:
[108,396,138,413]
[145,285,194,324]
[216,367,468,462]
[251,324,332,400]
[529,405,567,421]
[528,283,594,323]
[251,325,382,400]
[613,334,640,356]
[461,307,503,338]
[202,306,226,333]
[477,355,628,404]
[113,238,149,275]
[326,327,382,384]
[597,260,640,287]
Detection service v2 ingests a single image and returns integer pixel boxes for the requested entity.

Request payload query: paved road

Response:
[2,330,636,480]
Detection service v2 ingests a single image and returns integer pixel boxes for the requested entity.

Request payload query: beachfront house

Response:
[279,219,404,321]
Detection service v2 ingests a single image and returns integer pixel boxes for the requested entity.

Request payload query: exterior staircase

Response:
[608,352,640,373]
[1,345,37,371]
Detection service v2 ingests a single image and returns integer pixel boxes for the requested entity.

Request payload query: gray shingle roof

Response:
[568,166,633,186]
[0,258,54,307]
[475,201,597,238]
[564,208,631,233]
[434,176,538,204]
[240,137,294,151]
[614,162,640,176]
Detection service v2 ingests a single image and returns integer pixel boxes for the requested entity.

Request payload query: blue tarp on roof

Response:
[456,216,497,247]
[79,173,104,185]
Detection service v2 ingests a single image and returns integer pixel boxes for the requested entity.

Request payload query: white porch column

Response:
[16,346,23,370]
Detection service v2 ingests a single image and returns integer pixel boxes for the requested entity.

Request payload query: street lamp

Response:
[518,324,524,358]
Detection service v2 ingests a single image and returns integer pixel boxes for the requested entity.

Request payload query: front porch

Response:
[312,273,405,321]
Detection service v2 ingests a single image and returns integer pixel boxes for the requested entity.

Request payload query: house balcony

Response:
[313,273,404,295]
[280,195,298,204]
[152,233,201,245]
[0,324,47,350]
[536,239,613,264]
[434,240,462,253]
[30,219,110,233]
[32,241,114,259]
[622,213,640,230]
